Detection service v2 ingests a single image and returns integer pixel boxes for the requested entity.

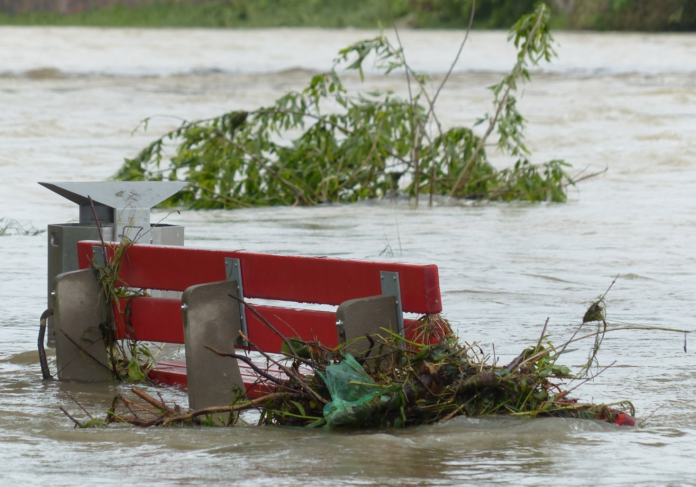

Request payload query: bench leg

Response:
[54,269,111,381]
[183,280,245,411]
[336,295,399,356]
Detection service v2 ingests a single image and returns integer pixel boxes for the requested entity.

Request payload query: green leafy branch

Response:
[115,2,575,208]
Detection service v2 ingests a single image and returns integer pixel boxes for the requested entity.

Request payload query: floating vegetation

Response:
[93,237,157,382]
[0,218,44,236]
[115,4,579,209]
[59,286,690,430]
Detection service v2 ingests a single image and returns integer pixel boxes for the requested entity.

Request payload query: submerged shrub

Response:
[115,3,574,208]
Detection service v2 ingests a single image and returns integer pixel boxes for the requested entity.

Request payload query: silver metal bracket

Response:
[225,257,248,346]
[380,271,405,337]
[92,245,107,269]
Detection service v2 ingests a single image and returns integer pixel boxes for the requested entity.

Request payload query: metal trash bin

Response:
[40,181,188,347]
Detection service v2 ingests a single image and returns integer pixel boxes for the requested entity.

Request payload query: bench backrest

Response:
[76,241,442,352]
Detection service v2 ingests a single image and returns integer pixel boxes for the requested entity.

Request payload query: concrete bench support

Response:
[336,295,399,356]
[54,269,111,381]
[182,280,244,410]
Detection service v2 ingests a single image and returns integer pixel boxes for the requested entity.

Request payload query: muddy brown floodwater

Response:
[1,27,696,486]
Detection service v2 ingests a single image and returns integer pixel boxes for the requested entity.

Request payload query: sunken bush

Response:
[115,3,574,208]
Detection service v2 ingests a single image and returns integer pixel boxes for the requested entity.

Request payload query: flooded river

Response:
[1,27,696,485]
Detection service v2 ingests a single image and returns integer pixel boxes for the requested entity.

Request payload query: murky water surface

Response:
[1,27,696,485]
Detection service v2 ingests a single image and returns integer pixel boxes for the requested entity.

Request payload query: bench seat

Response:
[150,359,315,399]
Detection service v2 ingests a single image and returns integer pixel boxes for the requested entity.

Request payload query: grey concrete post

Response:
[47,224,114,347]
[53,269,111,381]
[336,295,399,356]
[182,280,245,411]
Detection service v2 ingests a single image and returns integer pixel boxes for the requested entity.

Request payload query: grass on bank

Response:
[0,0,562,30]
[0,1,404,29]
[1,0,695,30]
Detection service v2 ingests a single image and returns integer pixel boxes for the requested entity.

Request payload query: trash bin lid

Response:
[39,181,189,210]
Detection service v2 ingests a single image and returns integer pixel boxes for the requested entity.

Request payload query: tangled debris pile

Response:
[61,293,672,430]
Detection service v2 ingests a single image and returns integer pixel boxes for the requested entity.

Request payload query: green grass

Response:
[0,0,555,29]
[0,1,411,28]
[2,0,692,31]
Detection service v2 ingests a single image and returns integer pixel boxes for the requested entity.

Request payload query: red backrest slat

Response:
[115,298,184,344]
[246,305,338,352]
[115,297,421,353]
[114,297,338,352]
[78,241,442,314]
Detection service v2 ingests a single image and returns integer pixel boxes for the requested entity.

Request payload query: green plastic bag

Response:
[320,354,396,429]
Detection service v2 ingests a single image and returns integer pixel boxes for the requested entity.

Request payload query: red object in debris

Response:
[613,412,637,427]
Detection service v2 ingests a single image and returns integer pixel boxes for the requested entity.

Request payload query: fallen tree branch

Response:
[161,392,303,426]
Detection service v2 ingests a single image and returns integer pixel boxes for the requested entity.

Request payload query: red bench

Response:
[53,240,443,409]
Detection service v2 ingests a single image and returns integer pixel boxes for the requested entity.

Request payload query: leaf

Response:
[550,365,573,378]
[539,364,573,378]
[281,338,312,359]
[127,356,146,381]
[82,418,108,428]
[290,401,307,417]
[412,345,432,361]
[583,300,605,323]
[305,418,326,429]
[201,416,216,427]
